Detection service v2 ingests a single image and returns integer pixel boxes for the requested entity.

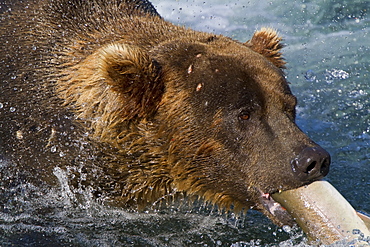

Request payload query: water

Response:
[1,0,370,246]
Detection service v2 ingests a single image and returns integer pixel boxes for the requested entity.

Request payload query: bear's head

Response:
[59,28,330,226]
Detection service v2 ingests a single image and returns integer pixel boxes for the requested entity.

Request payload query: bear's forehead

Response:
[152,37,295,121]
[186,54,266,108]
[155,39,288,95]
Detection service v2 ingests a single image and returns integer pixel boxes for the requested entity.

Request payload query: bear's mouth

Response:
[259,192,296,226]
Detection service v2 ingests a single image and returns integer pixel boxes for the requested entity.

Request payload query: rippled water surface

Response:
[1,0,370,246]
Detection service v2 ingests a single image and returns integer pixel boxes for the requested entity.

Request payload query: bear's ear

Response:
[245,28,286,69]
[99,43,164,120]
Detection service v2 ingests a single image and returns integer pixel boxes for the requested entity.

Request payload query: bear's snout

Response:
[291,146,331,182]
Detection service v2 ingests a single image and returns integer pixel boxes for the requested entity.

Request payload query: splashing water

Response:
[324,69,350,83]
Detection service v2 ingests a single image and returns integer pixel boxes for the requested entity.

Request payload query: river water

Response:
[1,0,369,246]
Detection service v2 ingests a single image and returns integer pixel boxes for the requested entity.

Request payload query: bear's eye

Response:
[238,112,250,121]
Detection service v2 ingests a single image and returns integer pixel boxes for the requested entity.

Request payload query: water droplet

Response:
[59,151,65,157]
[304,70,316,82]
[16,130,23,140]
[51,146,57,153]
[0,103,3,109]
[282,225,292,233]
[9,107,16,112]
[352,229,361,235]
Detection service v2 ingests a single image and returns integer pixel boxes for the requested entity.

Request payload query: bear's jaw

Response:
[259,191,296,227]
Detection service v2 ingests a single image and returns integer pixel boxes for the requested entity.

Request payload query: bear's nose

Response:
[291,146,331,182]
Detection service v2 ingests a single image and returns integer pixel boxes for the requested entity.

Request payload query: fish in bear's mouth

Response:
[257,181,370,245]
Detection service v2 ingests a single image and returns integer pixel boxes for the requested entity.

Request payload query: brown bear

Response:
[0,0,330,227]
